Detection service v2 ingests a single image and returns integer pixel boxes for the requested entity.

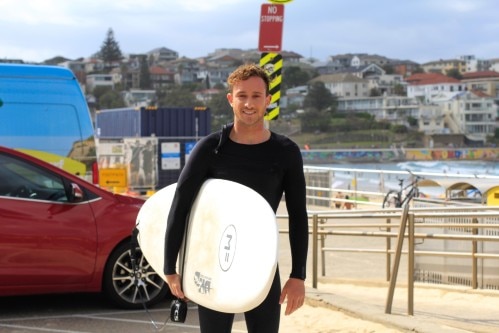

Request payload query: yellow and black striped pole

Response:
[260,52,283,121]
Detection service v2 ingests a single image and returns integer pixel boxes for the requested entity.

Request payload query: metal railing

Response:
[303,165,499,209]
[277,205,499,316]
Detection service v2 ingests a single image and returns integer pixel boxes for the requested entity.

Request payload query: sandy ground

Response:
[278,303,404,333]
[231,299,405,333]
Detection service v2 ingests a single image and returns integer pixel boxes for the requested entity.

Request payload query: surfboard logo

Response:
[193,271,212,294]
[219,224,237,272]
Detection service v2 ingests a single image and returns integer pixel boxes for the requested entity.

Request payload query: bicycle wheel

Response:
[382,190,400,208]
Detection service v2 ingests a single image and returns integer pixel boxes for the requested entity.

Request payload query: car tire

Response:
[103,241,172,309]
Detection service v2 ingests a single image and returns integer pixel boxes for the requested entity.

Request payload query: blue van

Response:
[0,63,97,183]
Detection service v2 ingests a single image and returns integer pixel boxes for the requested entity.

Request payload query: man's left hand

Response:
[279,278,305,315]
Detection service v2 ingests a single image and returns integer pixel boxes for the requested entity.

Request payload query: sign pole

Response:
[258,2,290,121]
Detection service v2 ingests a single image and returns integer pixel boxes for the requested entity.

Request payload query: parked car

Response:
[0,146,170,309]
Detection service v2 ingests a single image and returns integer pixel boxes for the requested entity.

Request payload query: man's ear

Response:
[227,93,233,106]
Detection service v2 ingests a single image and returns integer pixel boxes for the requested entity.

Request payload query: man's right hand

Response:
[165,274,185,299]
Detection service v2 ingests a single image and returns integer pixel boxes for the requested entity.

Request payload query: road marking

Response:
[0,323,88,333]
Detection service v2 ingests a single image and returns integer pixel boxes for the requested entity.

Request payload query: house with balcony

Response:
[336,95,420,125]
[147,47,179,63]
[421,58,467,75]
[149,66,175,89]
[310,73,369,99]
[418,104,447,135]
[461,71,499,99]
[489,59,499,72]
[460,55,491,72]
[162,57,201,85]
[431,91,497,143]
[86,73,118,92]
[406,73,465,103]
[281,85,308,108]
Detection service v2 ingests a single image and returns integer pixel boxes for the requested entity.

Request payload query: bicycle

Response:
[382,172,422,208]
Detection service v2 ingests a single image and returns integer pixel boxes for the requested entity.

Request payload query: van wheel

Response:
[103,242,171,309]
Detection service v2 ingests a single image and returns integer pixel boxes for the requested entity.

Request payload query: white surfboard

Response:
[135,179,278,313]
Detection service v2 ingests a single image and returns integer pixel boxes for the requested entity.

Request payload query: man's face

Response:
[227,76,271,127]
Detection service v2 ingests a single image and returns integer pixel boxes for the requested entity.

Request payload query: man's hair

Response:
[227,63,270,95]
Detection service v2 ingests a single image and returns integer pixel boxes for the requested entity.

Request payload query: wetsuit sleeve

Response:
[163,136,214,275]
[283,142,308,280]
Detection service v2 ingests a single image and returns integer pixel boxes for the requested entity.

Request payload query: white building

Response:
[310,73,369,99]
[336,95,419,125]
[86,73,116,92]
[434,91,496,142]
[122,89,156,108]
[406,73,465,103]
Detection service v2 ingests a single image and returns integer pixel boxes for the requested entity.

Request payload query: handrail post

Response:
[386,217,392,282]
[312,213,318,289]
[408,213,415,316]
[472,217,478,289]
[320,217,326,276]
[353,171,358,209]
[385,205,409,314]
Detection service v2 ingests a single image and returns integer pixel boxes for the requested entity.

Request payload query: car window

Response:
[0,152,69,202]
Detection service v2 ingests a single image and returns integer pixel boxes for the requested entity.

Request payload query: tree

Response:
[139,56,151,89]
[382,65,395,74]
[299,108,330,132]
[282,66,313,90]
[92,86,125,109]
[158,85,198,107]
[99,90,126,109]
[206,91,233,129]
[407,116,418,127]
[370,87,382,97]
[390,124,408,134]
[446,68,463,80]
[393,83,405,96]
[97,28,123,68]
[303,81,336,111]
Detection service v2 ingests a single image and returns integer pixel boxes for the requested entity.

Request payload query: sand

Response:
[279,303,404,333]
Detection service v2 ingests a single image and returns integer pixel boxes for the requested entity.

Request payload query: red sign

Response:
[258,4,284,52]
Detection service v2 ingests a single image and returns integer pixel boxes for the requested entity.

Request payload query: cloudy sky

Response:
[1,0,498,64]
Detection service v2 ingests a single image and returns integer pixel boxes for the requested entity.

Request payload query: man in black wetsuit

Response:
[164,63,308,333]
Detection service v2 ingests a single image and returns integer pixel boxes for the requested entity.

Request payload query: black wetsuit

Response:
[164,124,308,333]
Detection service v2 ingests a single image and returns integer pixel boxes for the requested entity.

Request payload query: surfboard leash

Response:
[130,226,187,330]
[129,226,170,331]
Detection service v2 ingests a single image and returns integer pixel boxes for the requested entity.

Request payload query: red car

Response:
[0,146,169,308]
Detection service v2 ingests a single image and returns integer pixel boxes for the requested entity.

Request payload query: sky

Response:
[1,0,498,64]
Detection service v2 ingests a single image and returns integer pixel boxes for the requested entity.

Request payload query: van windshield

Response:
[0,64,97,180]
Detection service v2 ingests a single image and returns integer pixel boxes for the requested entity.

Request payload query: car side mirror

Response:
[69,183,84,203]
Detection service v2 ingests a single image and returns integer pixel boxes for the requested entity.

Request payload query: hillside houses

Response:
[11,47,497,145]
[403,72,497,142]
[308,58,498,144]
